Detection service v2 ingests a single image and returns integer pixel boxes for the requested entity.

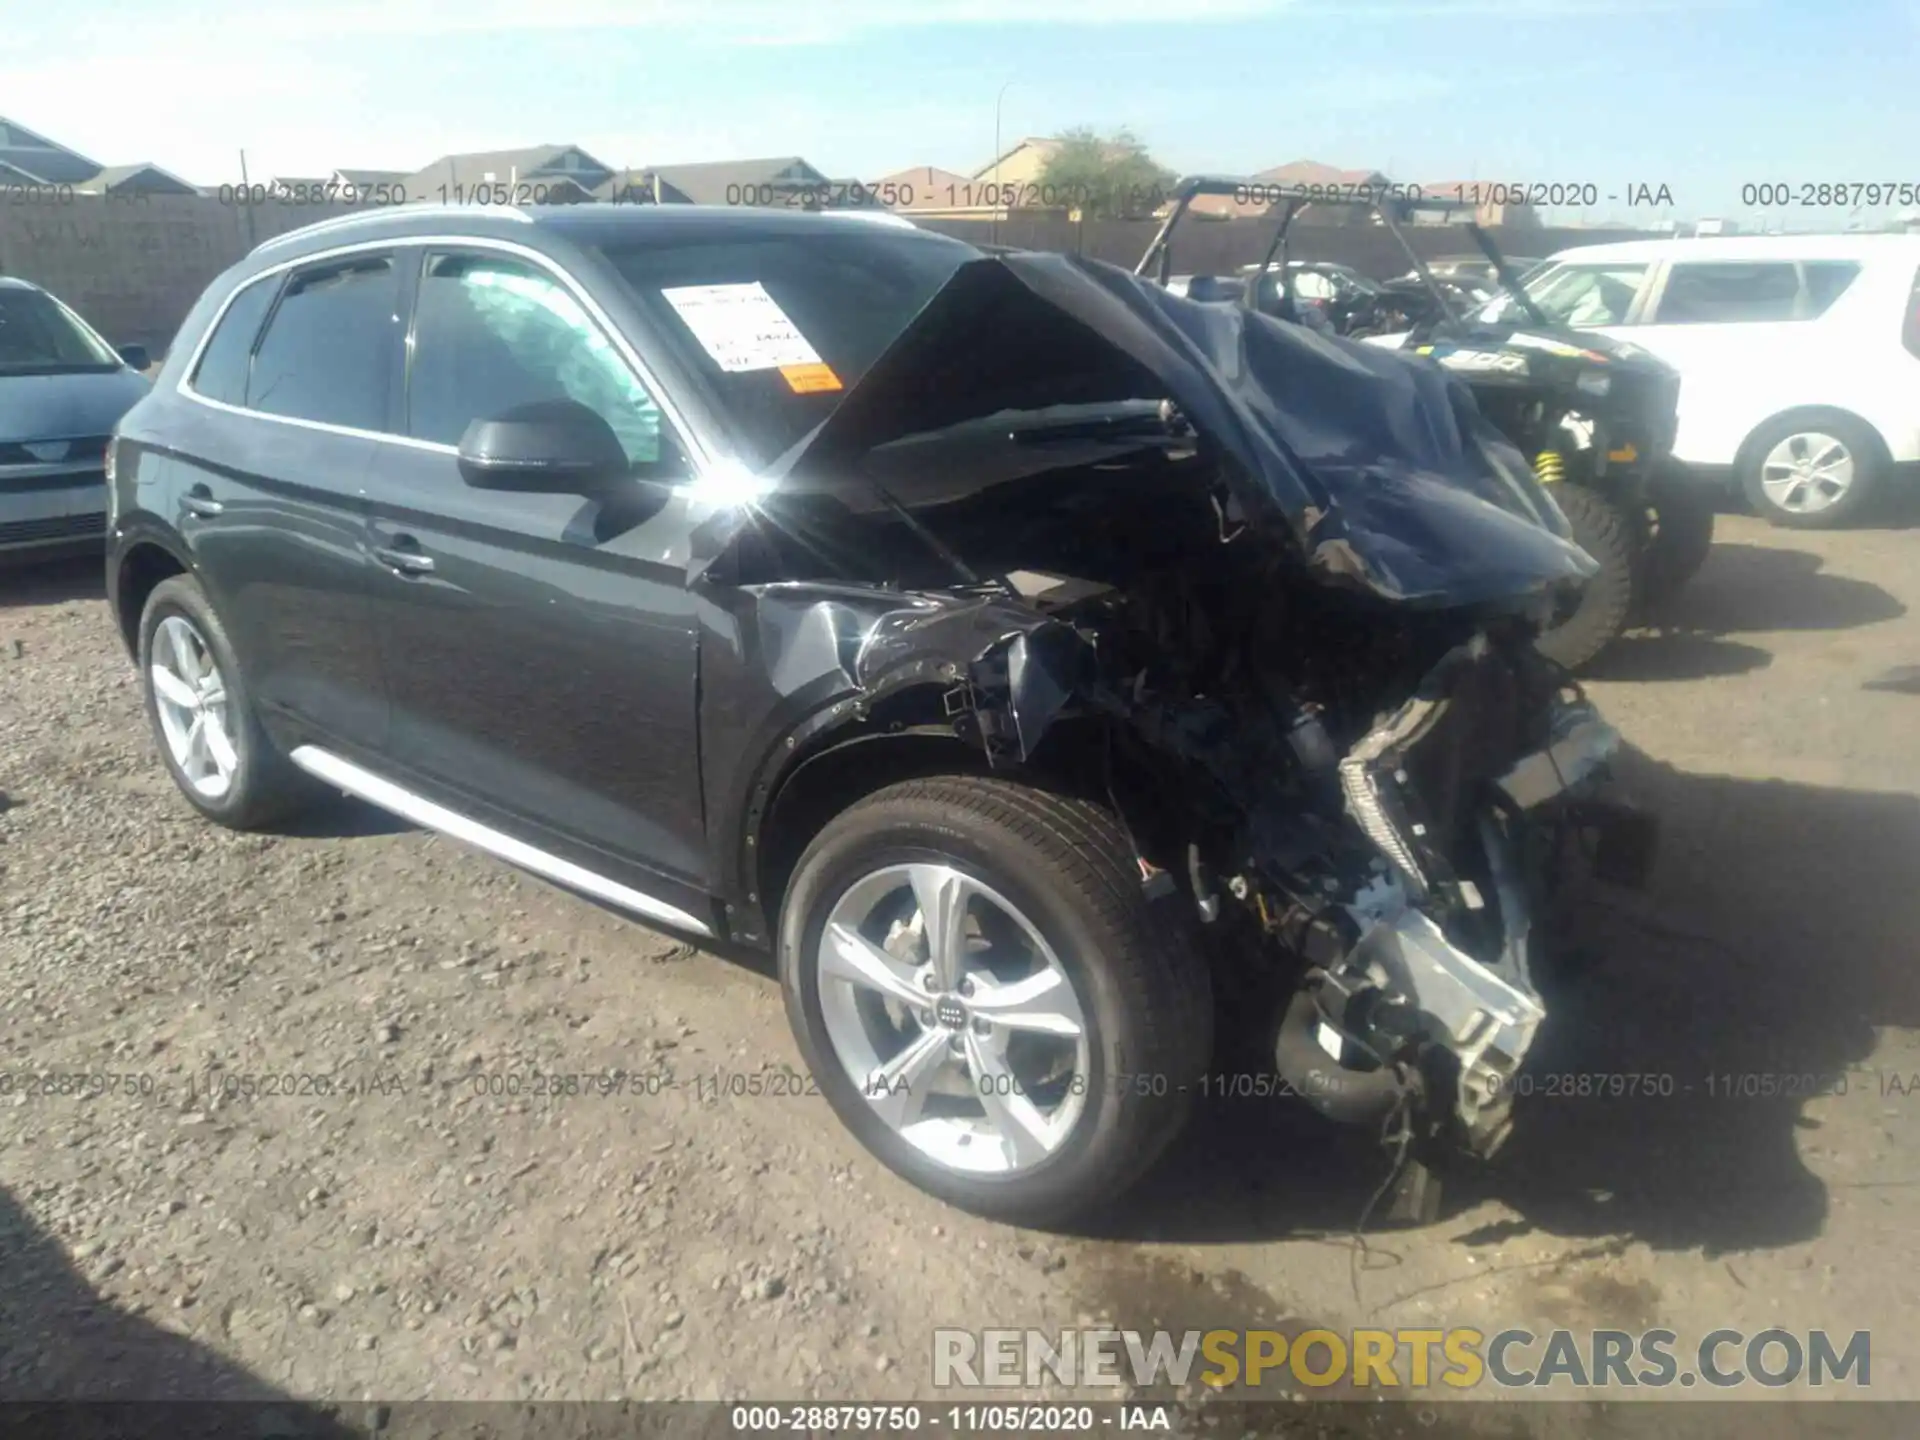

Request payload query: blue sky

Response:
[5,0,1917,223]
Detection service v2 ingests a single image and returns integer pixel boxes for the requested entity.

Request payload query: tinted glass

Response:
[247,254,398,429]
[1804,261,1861,316]
[189,274,279,405]
[596,227,975,467]
[0,286,120,374]
[407,253,679,470]
[1655,262,1800,323]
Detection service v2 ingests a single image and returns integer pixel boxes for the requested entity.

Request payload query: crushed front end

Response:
[705,246,1657,1197]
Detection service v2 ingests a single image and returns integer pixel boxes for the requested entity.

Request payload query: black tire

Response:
[1738,413,1885,529]
[1536,483,1636,671]
[778,776,1212,1227]
[1638,468,1717,607]
[138,574,317,830]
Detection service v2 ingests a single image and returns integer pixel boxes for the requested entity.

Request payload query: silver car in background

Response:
[1,277,151,562]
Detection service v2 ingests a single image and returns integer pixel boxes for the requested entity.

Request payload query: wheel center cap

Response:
[933,995,968,1030]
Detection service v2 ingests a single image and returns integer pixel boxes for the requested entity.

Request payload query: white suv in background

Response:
[1474,235,1920,527]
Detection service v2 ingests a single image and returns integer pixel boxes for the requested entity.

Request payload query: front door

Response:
[359,246,709,905]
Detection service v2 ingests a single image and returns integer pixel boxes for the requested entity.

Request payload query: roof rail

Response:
[248,203,532,256]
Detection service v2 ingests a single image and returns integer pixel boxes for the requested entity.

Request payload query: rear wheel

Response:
[1536,483,1636,671]
[1739,415,1883,528]
[778,776,1211,1226]
[138,575,317,830]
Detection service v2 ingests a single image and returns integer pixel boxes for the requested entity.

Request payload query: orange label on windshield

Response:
[780,362,843,394]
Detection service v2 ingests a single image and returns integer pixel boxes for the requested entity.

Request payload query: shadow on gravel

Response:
[0,1186,351,1430]
[272,791,417,840]
[1089,745,1920,1260]
[1584,543,1907,683]
[0,554,105,607]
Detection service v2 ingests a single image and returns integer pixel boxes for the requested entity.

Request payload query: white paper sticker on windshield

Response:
[661,282,823,373]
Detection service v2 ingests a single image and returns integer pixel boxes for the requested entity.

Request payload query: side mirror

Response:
[456,398,630,494]
[118,343,151,371]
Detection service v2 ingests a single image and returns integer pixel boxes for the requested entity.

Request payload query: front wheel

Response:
[1739,415,1884,528]
[778,776,1212,1227]
[1536,483,1636,671]
[1639,468,1717,607]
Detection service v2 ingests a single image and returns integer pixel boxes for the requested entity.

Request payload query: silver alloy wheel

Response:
[816,863,1091,1176]
[150,614,238,799]
[1759,431,1855,515]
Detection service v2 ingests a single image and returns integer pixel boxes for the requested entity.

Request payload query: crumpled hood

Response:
[0,368,150,445]
[776,251,1596,607]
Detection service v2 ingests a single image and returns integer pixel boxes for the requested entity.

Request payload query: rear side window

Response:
[1654,262,1800,323]
[247,254,399,430]
[1803,261,1861,316]
[189,274,279,405]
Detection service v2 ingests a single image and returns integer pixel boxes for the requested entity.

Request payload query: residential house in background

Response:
[402,145,614,203]
[599,157,838,208]
[71,163,198,196]
[0,115,103,185]
[593,168,687,204]
[1410,179,1541,228]
[266,176,329,198]
[1252,161,1401,225]
[869,165,986,218]
[953,137,1066,220]
[332,168,410,200]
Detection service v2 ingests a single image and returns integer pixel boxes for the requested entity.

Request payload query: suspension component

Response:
[1534,450,1566,485]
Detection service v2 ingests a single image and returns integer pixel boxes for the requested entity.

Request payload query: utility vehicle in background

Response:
[1138,176,1713,670]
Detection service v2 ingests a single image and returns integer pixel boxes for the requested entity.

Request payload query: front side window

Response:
[1486,262,1649,327]
[406,253,676,470]
[1654,262,1801,324]
[247,254,399,430]
[190,274,280,406]
[0,285,120,374]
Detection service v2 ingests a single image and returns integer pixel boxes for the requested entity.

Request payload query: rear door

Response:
[174,251,400,754]
[1630,259,1856,464]
[358,245,710,909]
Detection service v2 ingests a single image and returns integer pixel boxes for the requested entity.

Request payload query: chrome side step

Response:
[288,745,713,938]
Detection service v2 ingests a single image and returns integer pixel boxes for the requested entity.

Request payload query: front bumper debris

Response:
[1276,681,1634,1157]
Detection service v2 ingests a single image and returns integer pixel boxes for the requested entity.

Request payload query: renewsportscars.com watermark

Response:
[933,1327,1871,1392]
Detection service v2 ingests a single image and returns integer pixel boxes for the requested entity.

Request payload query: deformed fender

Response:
[849,594,1092,762]
[697,581,1098,938]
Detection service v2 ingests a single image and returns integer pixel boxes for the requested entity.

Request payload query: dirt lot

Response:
[3,507,1919,1428]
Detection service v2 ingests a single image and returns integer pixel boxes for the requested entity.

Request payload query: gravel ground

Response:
[3,507,1919,1428]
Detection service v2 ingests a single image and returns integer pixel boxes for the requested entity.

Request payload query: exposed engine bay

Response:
[696,247,1655,1190]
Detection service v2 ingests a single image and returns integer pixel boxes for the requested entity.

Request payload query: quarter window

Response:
[1803,261,1861,316]
[406,253,678,471]
[189,274,280,405]
[247,254,399,430]
[1654,262,1801,323]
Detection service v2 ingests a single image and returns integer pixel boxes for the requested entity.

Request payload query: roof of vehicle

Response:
[244,201,958,269]
[0,275,48,291]
[1544,233,1920,265]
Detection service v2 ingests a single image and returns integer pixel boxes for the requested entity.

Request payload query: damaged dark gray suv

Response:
[107,203,1647,1225]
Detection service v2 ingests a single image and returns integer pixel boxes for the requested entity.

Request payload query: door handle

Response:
[181,486,224,518]
[372,543,436,576]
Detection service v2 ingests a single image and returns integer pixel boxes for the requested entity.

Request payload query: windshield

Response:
[1480,260,1649,328]
[0,287,122,374]
[596,227,978,468]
